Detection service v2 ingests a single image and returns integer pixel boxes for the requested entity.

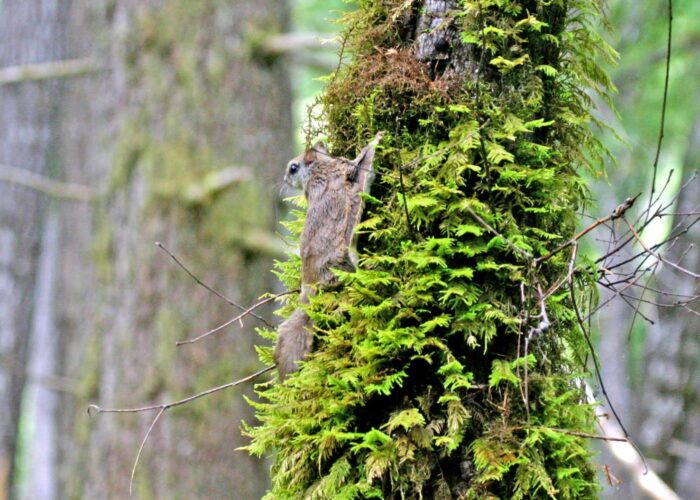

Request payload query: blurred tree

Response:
[1,0,293,498]
[0,1,70,497]
[592,1,700,497]
[634,121,700,499]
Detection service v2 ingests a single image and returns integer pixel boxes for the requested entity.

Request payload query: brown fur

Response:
[274,133,382,379]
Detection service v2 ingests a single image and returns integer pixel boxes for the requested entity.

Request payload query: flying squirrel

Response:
[274,132,384,380]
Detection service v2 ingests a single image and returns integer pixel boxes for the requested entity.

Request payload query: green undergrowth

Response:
[245,1,616,498]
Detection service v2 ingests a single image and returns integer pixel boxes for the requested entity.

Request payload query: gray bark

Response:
[0,1,69,496]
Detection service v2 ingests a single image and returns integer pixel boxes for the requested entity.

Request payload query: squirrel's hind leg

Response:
[274,308,314,380]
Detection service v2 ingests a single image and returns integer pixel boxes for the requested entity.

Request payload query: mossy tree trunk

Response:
[46,1,292,498]
[249,1,615,498]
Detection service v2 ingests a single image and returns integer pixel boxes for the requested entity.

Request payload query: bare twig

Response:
[569,273,648,473]
[586,383,680,500]
[463,203,532,259]
[536,194,640,264]
[622,217,700,279]
[155,242,273,327]
[516,425,628,443]
[88,365,275,495]
[648,0,673,212]
[176,290,298,346]
[257,32,339,56]
[130,407,164,495]
[88,365,275,415]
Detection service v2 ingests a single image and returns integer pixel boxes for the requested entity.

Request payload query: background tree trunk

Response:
[634,120,700,499]
[0,2,70,497]
[1,1,293,498]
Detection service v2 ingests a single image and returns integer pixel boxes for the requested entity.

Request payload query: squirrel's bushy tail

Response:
[274,308,313,380]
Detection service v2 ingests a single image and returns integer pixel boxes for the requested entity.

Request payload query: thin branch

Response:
[463,203,532,259]
[587,267,651,321]
[130,407,164,496]
[648,0,673,211]
[537,194,640,264]
[516,425,627,443]
[602,215,700,273]
[623,217,700,279]
[88,365,274,415]
[257,32,339,56]
[569,274,648,473]
[0,58,101,85]
[0,163,98,202]
[155,242,273,328]
[597,171,685,267]
[88,365,275,495]
[176,291,298,346]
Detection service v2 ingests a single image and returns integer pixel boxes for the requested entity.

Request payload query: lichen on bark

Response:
[247,1,616,498]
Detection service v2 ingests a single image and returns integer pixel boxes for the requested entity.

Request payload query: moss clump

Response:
[246,1,616,498]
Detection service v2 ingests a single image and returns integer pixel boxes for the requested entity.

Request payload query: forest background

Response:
[0,0,697,498]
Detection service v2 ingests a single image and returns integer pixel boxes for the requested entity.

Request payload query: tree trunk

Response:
[635,119,700,499]
[248,1,615,497]
[0,2,70,497]
[37,1,293,498]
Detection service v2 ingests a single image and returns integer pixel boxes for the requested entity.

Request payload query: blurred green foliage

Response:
[290,0,350,146]
[592,0,700,383]
[602,0,700,188]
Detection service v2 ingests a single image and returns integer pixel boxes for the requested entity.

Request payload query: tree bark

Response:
[0,1,70,496]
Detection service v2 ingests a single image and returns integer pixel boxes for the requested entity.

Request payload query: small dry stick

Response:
[88,365,275,495]
[523,282,552,421]
[129,407,164,495]
[155,242,273,327]
[568,272,648,473]
[514,425,628,443]
[623,217,700,279]
[536,194,640,264]
[176,290,299,346]
[463,204,532,259]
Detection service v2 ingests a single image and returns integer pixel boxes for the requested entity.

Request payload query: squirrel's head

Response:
[285,141,328,190]
[285,132,384,193]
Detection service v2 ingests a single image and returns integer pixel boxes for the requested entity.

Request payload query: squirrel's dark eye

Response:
[289,162,299,175]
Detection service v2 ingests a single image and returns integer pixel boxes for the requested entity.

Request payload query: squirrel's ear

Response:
[351,132,384,176]
[304,141,328,165]
[312,141,328,155]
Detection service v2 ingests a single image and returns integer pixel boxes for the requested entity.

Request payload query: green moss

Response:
[247,0,615,498]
